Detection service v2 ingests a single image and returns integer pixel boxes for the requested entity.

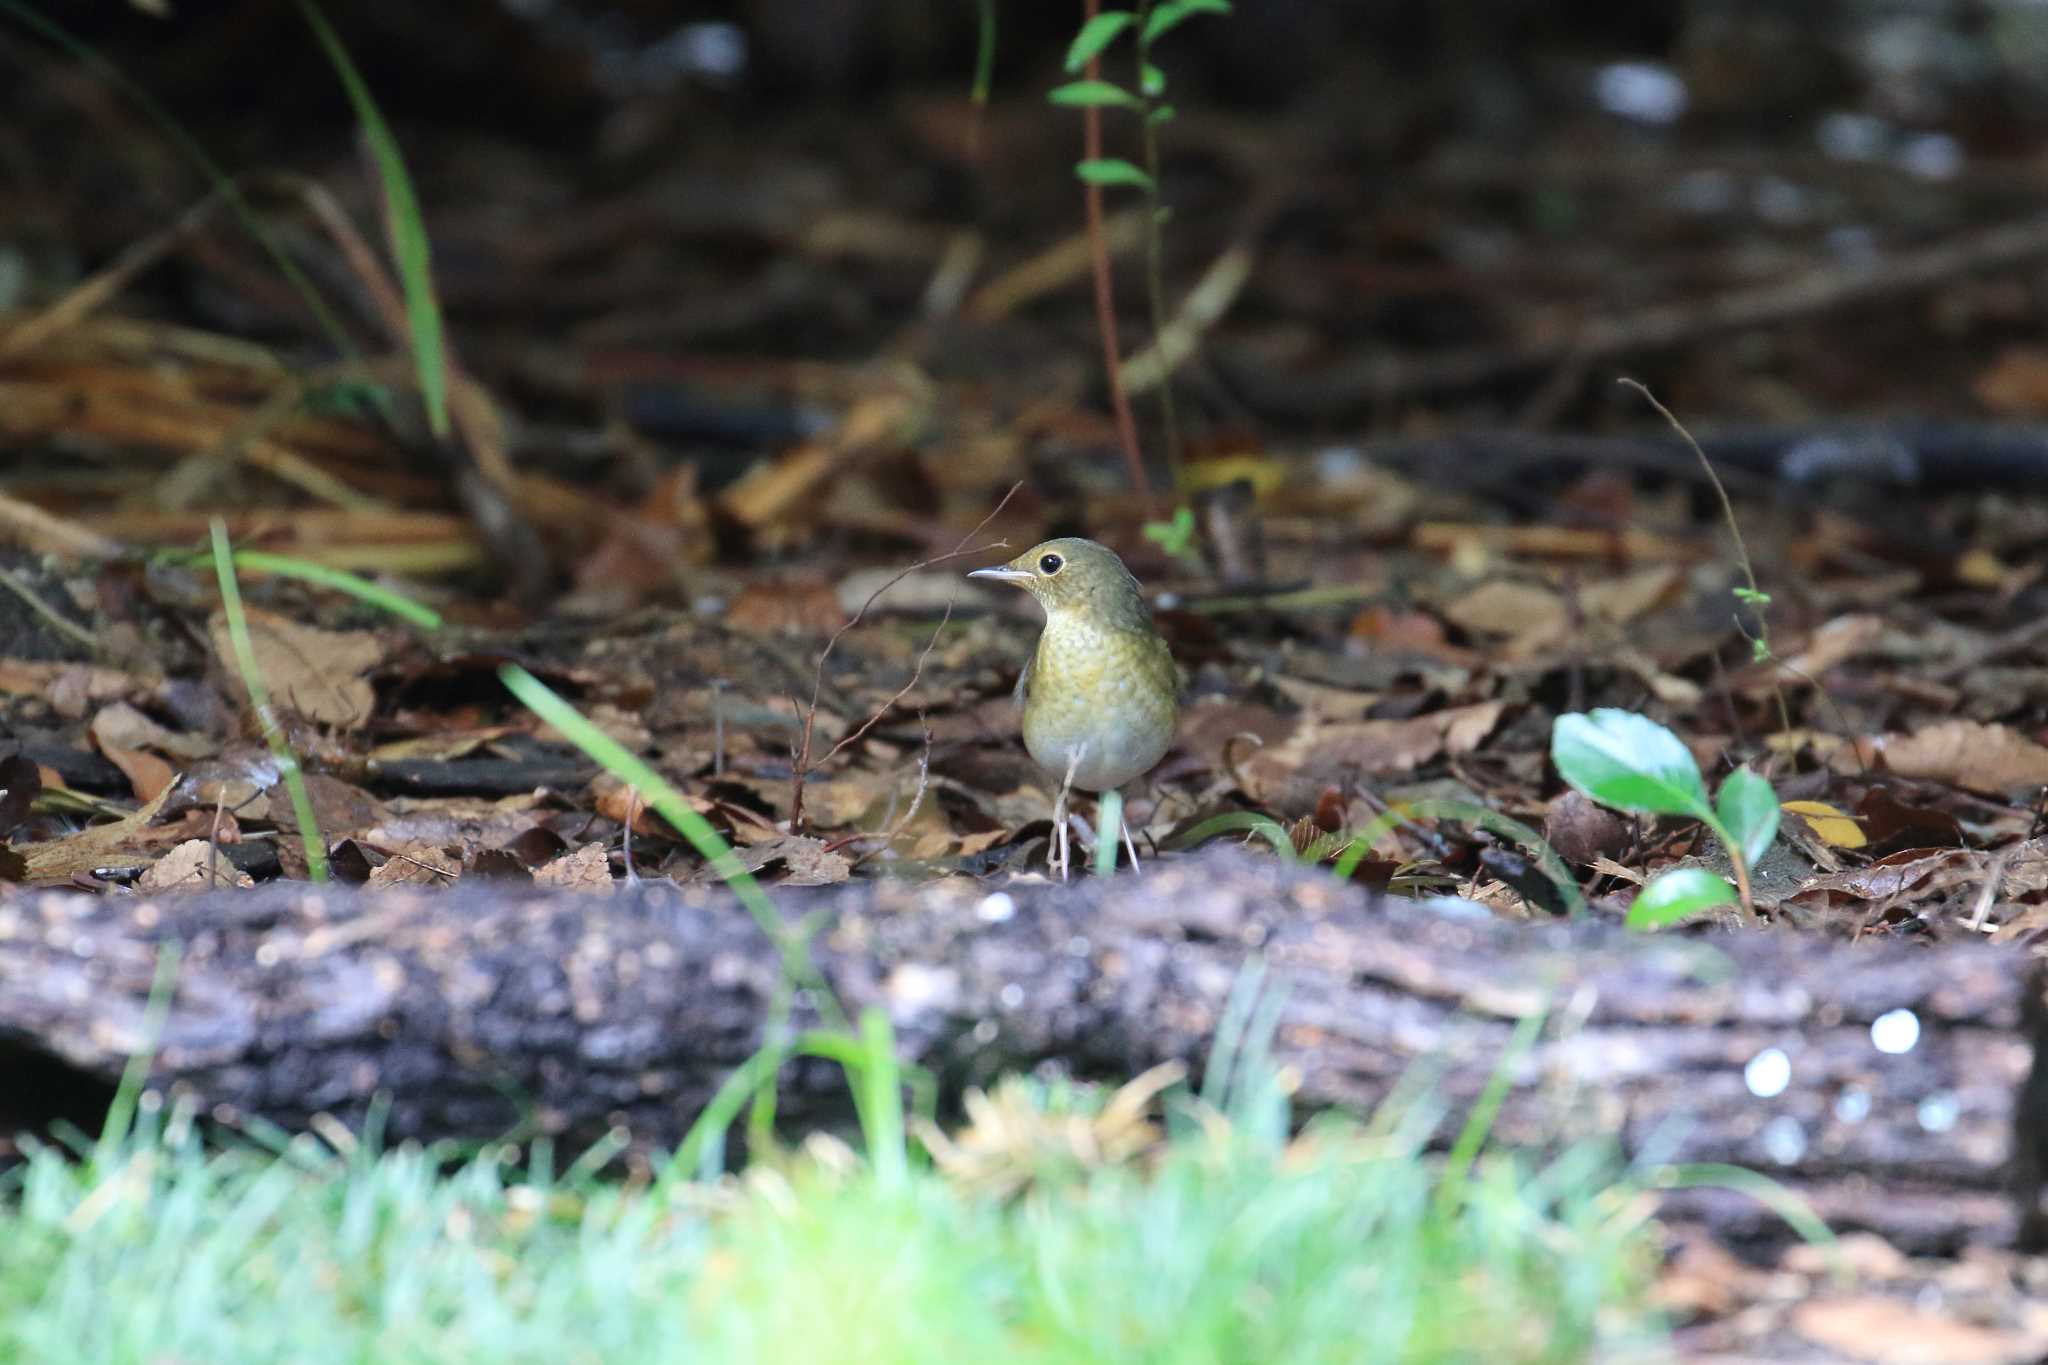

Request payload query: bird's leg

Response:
[1117,792,1143,872]
[1050,744,1087,882]
[1050,784,1068,880]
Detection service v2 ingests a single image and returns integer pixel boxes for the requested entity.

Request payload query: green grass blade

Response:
[496,665,846,1033]
[1093,787,1123,876]
[210,519,330,883]
[94,943,181,1162]
[296,0,450,439]
[167,549,442,630]
[1168,810,1297,859]
[1434,1002,1547,1221]
[970,0,996,105]
[1653,1162,1841,1278]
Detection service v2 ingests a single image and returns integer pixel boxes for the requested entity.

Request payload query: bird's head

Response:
[968,537,1151,627]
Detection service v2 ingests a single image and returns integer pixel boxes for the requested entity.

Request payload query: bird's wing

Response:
[1013,648,1034,706]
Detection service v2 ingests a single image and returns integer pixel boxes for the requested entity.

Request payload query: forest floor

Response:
[4,8,2048,1358]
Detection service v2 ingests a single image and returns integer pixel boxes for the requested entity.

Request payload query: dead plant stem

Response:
[1133,0,1183,493]
[1621,378,1792,737]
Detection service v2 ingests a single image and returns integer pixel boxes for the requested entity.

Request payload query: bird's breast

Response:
[1020,614,1178,792]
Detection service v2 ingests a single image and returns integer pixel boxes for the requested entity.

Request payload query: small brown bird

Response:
[969,537,1179,877]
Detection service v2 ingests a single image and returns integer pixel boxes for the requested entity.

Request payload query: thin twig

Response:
[824,713,934,862]
[0,568,102,656]
[788,483,1020,832]
[1621,378,1793,739]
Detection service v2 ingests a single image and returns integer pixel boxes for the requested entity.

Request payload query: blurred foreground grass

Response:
[0,1081,1662,1364]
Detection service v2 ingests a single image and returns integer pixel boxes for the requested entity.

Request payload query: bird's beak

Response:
[967,566,1032,583]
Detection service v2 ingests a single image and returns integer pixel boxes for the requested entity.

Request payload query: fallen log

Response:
[0,851,2038,1255]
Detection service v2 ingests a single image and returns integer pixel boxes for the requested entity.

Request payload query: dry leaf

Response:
[100,743,175,803]
[1442,580,1565,646]
[89,701,214,760]
[1972,345,2048,415]
[717,834,851,887]
[1580,564,1681,624]
[1791,1295,2044,1365]
[207,607,385,729]
[17,784,173,881]
[138,838,255,892]
[534,842,614,893]
[369,846,462,887]
[1862,720,2048,794]
[1757,613,1887,689]
[1782,799,1867,849]
[1244,701,1506,802]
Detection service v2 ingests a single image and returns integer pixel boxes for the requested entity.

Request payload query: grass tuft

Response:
[0,1070,1668,1363]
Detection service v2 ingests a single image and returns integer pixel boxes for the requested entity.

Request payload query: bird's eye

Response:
[1038,553,1063,575]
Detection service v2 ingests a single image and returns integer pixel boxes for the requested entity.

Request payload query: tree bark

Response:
[0,851,2037,1254]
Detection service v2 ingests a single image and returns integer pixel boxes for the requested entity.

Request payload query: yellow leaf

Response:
[1782,799,1866,849]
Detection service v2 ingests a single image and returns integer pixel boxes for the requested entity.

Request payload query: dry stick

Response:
[1351,211,2048,406]
[0,183,231,361]
[787,483,1022,833]
[823,714,934,861]
[0,490,122,563]
[1080,0,1152,509]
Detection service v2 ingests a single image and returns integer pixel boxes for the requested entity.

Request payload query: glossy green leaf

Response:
[1142,0,1232,47]
[1627,868,1737,931]
[1074,157,1155,190]
[1140,61,1166,97]
[1048,79,1139,108]
[1715,766,1780,870]
[1064,11,1136,71]
[1551,709,1712,821]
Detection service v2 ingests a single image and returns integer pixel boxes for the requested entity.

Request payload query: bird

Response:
[968,537,1179,878]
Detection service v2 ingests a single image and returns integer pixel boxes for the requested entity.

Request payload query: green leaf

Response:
[1140,61,1166,97]
[1627,868,1737,931]
[1142,505,1198,558]
[1715,766,1780,870]
[1142,0,1232,47]
[1064,11,1136,71]
[1048,79,1139,108]
[1731,587,1771,606]
[1074,157,1155,190]
[1551,709,1713,821]
[1148,103,1177,125]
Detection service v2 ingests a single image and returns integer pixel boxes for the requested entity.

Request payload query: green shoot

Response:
[1141,504,1202,567]
[210,519,330,883]
[1049,1,1232,500]
[1551,709,1781,925]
